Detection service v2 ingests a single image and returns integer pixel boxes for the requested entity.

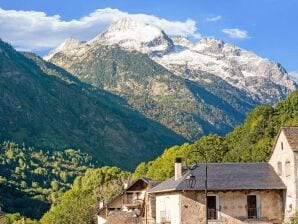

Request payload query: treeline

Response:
[134,90,298,180]
[0,142,95,219]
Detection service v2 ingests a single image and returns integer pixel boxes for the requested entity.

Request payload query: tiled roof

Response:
[149,163,286,193]
[282,127,298,151]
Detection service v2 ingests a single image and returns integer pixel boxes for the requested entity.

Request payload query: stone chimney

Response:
[175,157,182,181]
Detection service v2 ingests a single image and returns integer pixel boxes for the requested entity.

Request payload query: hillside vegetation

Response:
[40,167,130,224]
[39,90,298,223]
[0,141,94,219]
[135,90,298,180]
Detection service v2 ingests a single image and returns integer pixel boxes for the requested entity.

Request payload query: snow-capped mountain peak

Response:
[45,20,297,105]
[44,37,82,60]
[90,18,173,54]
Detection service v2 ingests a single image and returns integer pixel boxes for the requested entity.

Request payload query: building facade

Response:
[149,127,298,224]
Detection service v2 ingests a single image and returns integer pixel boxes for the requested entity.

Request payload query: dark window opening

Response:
[207,196,217,220]
[247,195,258,219]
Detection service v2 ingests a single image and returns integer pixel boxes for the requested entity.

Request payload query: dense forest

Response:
[0,142,95,219]
[1,90,298,223]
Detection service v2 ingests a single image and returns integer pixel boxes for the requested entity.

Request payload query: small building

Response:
[148,126,298,224]
[97,177,160,224]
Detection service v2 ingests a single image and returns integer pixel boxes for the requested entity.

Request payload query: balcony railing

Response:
[123,198,143,207]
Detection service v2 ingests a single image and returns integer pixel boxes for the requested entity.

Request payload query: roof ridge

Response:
[188,162,269,165]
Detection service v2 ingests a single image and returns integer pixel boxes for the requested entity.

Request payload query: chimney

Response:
[175,157,182,181]
[99,201,104,209]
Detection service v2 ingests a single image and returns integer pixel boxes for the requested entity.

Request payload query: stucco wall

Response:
[178,190,283,224]
[156,193,180,224]
[269,130,296,218]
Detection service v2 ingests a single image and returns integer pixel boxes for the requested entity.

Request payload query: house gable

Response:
[269,127,298,216]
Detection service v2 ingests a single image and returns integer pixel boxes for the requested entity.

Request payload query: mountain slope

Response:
[48,43,258,140]
[153,37,297,104]
[64,18,295,105]
[46,18,296,139]
[0,39,184,170]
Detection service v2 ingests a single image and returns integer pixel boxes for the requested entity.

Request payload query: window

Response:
[281,142,284,150]
[207,196,218,220]
[277,161,282,176]
[285,161,291,177]
[247,195,259,219]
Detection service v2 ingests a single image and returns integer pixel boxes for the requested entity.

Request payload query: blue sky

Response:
[0,0,297,76]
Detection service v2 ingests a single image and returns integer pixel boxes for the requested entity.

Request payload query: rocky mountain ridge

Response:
[45,18,297,105]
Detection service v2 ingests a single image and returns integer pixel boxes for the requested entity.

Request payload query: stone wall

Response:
[179,190,283,224]
[269,130,296,218]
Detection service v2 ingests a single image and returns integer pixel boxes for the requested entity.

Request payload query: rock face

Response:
[90,18,174,55]
[153,37,297,104]
[43,37,83,61]
[0,39,185,170]
[45,18,297,139]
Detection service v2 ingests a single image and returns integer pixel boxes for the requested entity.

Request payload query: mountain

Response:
[46,42,258,140]
[0,38,185,170]
[153,37,297,104]
[45,18,296,139]
[87,18,297,105]
[43,37,83,61]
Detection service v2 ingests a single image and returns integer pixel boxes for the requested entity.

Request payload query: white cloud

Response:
[222,28,249,39]
[206,15,222,22]
[0,8,200,52]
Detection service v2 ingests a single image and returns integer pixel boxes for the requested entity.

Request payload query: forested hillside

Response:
[134,90,298,180]
[0,141,94,219]
[0,39,184,170]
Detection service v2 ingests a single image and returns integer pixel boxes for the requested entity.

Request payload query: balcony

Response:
[123,198,143,209]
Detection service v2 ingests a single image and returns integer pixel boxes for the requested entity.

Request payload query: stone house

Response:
[148,126,298,224]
